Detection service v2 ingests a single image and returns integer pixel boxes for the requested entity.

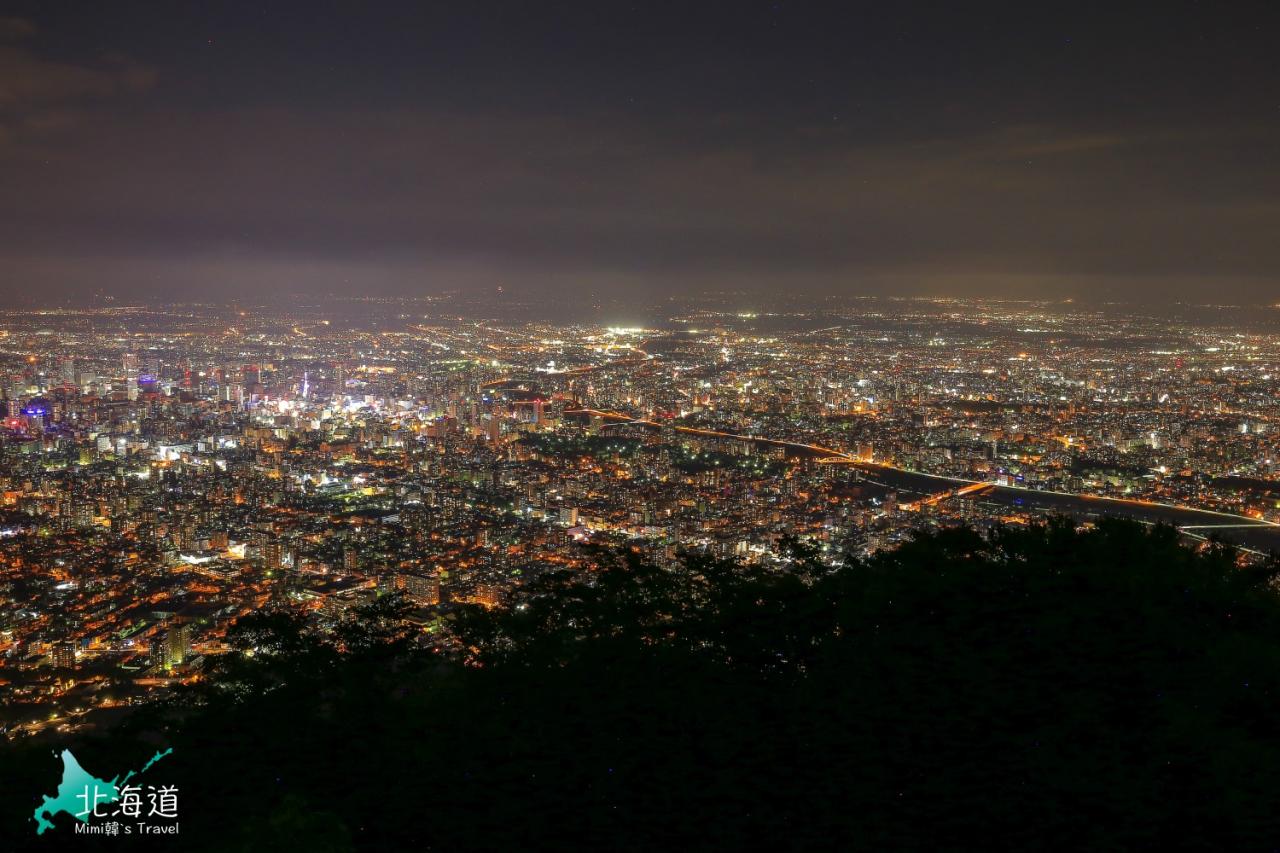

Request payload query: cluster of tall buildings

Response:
[2,297,1280,737]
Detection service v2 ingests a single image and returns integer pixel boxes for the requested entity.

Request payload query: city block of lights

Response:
[4,296,1280,737]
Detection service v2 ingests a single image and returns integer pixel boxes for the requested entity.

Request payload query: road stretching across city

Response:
[566,408,1280,554]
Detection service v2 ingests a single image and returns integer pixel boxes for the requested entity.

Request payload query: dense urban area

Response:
[5,294,1280,737]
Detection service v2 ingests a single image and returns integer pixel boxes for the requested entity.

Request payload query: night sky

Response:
[2,1,1279,305]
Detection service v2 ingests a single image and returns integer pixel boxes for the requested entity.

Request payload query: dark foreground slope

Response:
[7,520,1280,851]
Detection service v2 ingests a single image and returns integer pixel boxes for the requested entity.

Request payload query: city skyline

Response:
[4,295,1280,722]
[6,5,1280,847]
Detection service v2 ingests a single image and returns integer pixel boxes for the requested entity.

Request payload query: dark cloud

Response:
[0,20,154,155]
[0,16,36,41]
[3,107,1276,302]
[0,48,153,108]
[0,1,1278,305]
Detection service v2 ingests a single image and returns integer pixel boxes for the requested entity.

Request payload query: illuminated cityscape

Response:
[3,295,1280,737]
[6,1,1280,847]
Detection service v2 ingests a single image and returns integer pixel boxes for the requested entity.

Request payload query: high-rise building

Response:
[58,356,75,387]
[473,584,502,609]
[264,538,284,571]
[243,364,261,396]
[175,517,197,550]
[22,396,52,434]
[149,634,166,665]
[122,352,139,400]
[52,641,76,669]
[396,573,441,605]
[165,624,191,666]
[72,502,94,528]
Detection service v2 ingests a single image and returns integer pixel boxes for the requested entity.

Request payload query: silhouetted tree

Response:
[7,520,1280,851]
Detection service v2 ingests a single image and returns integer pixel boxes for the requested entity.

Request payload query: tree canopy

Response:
[6,519,1280,851]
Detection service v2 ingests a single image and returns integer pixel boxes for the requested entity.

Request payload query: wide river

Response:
[571,409,1280,554]
[854,465,1280,554]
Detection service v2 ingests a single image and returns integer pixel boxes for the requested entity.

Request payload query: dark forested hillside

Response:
[7,520,1280,851]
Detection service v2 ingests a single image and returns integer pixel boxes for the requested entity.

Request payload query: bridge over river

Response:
[853,466,1280,555]
[567,409,1280,555]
